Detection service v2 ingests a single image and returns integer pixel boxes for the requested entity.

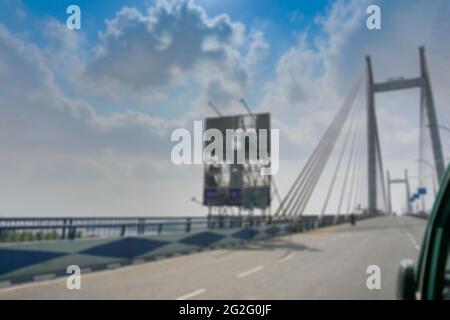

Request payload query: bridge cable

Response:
[272,103,350,217]
[346,113,365,215]
[347,115,366,214]
[273,73,363,219]
[273,84,357,217]
[287,105,350,216]
[319,94,362,220]
[286,87,356,217]
[335,100,361,217]
[291,74,364,217]
[291,75,364,217]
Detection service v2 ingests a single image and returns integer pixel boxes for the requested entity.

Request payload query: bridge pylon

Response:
[365,46,444,214]
[386,169,412,215]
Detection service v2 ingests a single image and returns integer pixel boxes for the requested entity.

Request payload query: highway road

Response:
[0,216,426,299]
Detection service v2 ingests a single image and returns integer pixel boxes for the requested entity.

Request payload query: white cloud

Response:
[0,22,180,171]
[77,0,267,108]
[245,30,269,65]
[0,1,267,216]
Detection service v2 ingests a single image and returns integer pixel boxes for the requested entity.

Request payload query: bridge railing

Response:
[0,213,379,244]
[0,215,289,243]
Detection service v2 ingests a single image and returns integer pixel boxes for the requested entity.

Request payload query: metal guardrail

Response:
[0,213,377,244]
[0,216,289,243]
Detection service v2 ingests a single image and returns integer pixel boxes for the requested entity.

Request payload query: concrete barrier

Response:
[0,213,380,285]
[0,222,292,284]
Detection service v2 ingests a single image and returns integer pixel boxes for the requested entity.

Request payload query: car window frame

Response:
[417,165,450,299]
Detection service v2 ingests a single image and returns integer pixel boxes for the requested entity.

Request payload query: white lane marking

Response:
[237,266,264,278]
[176,288,206,300]
[279,253,295,262]
[405,231,420,250]
[318,240,327,246]
[399,217,422,251]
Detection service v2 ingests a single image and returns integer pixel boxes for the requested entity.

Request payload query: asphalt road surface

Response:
[0,216,426,299]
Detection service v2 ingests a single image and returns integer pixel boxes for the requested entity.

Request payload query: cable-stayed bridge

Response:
[274,46,445,220]
[0,47,447,299]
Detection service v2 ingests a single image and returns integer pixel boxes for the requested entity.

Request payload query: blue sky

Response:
[1,0,450,216]
[2,0,331,64]
[1,0,334,118]
[5,1,331,42]
[1,0,336,122]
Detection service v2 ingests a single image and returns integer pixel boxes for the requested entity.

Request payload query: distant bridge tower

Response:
[386,169,412,214]
[365,46,444,214]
